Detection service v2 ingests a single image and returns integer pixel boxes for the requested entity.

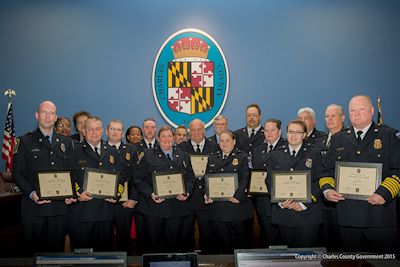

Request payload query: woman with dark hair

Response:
[55,116,72,137]
[266,119,323,247]
[204,129,253,253]
[125,125,142,145]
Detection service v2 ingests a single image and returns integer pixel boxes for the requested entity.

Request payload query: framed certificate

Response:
[119,181,129,202]
[152,171,186,199]
[83,168,119,199]
[205,173,238,201]
[335,161,382,200]
[36,170,75,200]
[190,154,209,177]
[248,170,268,195]
[271,171,311,203]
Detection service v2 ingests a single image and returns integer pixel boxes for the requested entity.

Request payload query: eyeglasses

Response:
[109,127,122,132]
[287,130,305,135]
[38,110,56,116]
[57,124,71,128]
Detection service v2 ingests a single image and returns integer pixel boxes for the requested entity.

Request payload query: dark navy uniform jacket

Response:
[69,141,122,222]
[133,146,196,218]
[205,149,253,222]
[13,128,75,217]
[267,144,323,227]
[177,138,220,210]
[305,128,325,146]
[117,142,139,201]
[252,137,286,217]
[320,123,400,228]
[234,126,265,155]
[134,139,159,154]
[208,135,218,144]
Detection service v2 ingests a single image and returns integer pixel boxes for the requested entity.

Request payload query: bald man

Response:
[177,119,220,254]
[320,95,400,253]
[13,100,76,255]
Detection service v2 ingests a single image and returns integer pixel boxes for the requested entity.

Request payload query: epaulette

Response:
[276,144,287,150]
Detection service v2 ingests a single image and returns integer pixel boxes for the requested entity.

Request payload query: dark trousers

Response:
[257,215,280,247]
[114,207,134,255]
[141,215,187,254]
[22,215,67,255]
[320,207,340,251]
[211,219,252,254]
[339,226,398,253]
[278,224,320,248]
[69,221,113,251]
[182,209,217,254]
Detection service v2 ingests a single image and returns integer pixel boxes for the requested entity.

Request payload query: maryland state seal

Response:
[152,28,229,128]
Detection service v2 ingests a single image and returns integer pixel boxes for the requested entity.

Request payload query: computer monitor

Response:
[34,251,127,267]
[142,253,198,267]
[235,247,326,267]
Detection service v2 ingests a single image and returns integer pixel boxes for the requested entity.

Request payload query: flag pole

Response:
[377,96,382,126]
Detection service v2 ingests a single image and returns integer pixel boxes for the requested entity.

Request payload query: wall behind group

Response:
[1,0,399,168]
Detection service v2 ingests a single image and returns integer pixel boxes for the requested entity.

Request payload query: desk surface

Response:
[0,255,399,267]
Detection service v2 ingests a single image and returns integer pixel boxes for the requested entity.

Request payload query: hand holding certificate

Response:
[36,170,75,200]
[335,162,382,200]
[83,168,119,199]
[152,171,186,199]
[205,173,238,201]
[271,171,311,203]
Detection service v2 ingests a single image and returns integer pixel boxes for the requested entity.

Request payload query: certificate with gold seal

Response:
[205,173,238,201]
[152,171,186,199]
[83,168,119,199]
[335,161,382,200]
[271,171,311,203]
[36,170,75,200]
[190,154,209,177]
[248,170,268,195]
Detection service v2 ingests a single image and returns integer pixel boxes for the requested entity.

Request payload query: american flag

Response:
[2,102,16,172]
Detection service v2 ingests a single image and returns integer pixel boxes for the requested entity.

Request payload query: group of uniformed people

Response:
[11,94,400,256]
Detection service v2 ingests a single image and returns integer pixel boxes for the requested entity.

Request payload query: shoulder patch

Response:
[13,138,20,154]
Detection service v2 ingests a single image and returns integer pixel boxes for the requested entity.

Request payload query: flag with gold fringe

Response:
[377,97,382,126]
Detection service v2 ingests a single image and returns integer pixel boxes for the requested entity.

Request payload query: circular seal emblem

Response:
[152,28,229,128]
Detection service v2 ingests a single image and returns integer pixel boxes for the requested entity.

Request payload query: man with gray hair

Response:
[208,115,228,144]
[298,107,325,146]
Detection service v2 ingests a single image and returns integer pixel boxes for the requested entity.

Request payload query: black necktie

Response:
[268,144,273,153]
[45,135,51,144]
[148,143,153,148]
[356,131,363,144]
[223,154,228,160]
[291,150,296,158]
[326,136,331,148]
[94,146,100,156]
[166,153,172,160]
[196,144,201,153]
[250,129,255,137]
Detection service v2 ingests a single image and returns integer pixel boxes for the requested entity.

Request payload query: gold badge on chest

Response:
[373,139,382,149]
[125,152,131,161]
[232,158,239,166]
[110,155,115,164]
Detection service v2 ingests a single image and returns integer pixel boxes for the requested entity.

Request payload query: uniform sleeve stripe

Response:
[381,178,400,198]
[386,178,400,191]
[392,175,400,183]
[118,184,124,194]
[319,177,334,189]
